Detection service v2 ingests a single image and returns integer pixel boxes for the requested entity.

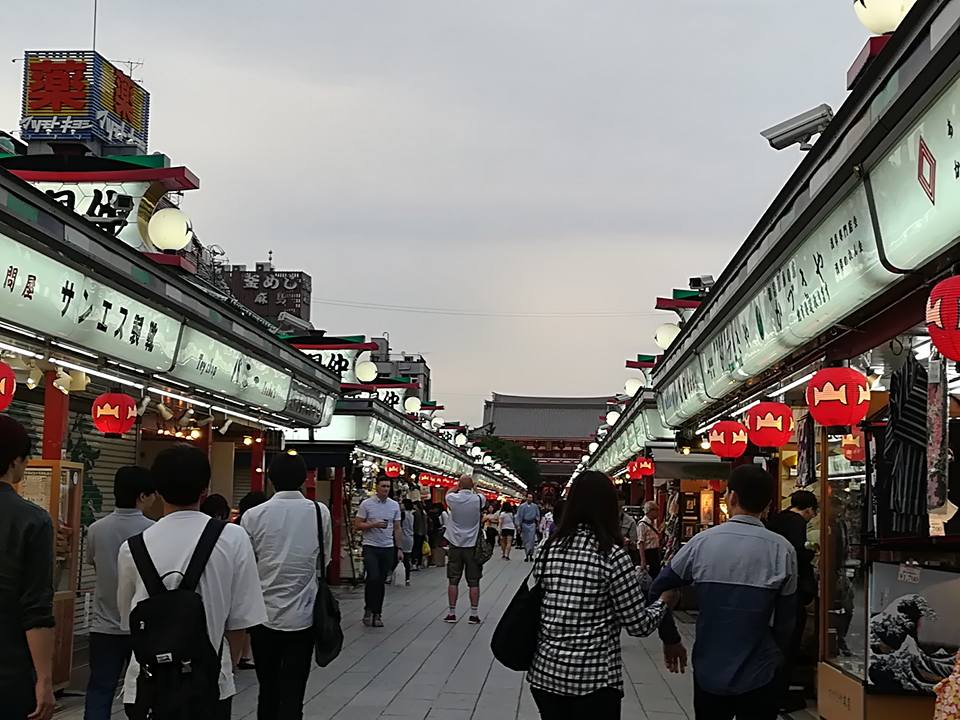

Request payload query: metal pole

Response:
[92,0,98,51]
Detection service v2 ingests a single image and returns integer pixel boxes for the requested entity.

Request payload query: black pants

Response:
[125,698,232,720]
[1,676,36,720]
[250,626,315,720]
[85,632,132,720]
[531,687,621,719]
[693,679,778,720]
[644,548,662,578]
[412,533,425,567]
[363,545,396,614]
[776,602,810,703]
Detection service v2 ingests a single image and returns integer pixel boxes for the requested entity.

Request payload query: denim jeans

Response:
[363,545,396,614]
[85,632,132,720]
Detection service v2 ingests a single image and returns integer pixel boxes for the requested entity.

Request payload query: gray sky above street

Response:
[2,2,869,425]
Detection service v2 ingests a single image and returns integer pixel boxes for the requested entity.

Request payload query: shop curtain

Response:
[883,353,928,536]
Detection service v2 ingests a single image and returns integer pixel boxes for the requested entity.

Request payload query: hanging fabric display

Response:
[796,413,816,488]
[928,348,949,511]
[884,353,928,536]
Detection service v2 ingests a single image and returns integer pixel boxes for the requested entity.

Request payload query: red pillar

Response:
[42,370,69,460]
[329,466,344,586]
[644,477,655,503]
[304,468,317,501]
[250,440,265,492]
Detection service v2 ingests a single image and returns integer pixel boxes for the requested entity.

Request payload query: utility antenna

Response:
[92,0,98,51]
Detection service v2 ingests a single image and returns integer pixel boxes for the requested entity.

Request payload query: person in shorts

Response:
[443,475,484,624]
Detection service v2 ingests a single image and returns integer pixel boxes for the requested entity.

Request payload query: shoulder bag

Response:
[490,541,549,671]
[313,502,344,667]
[474,494,494,565]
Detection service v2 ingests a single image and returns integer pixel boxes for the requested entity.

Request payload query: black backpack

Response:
[127,519,227,719]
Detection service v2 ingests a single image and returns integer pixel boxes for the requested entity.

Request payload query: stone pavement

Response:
[55,553,814,720]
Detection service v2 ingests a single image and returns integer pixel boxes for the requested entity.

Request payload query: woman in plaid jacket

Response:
[529,471,678,719]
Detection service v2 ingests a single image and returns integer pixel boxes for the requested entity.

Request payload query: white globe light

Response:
[624,376,645,397]
[431,416,445,429]
[606,410,621,426]
[581,454,590,463]
[403,396,422,413]
[588,442,599,453]
[854,0,916,35]
[654,323,682,351]
[148,208,193,252]
[483,456,493,465]
[455,433,468,446]
[494,463,502,470]
[355,361,378,383]
[471,446,482,457]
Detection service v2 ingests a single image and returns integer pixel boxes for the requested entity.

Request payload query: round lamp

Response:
[147,208,193,253]
[624,376,645,397]
[708,420,749,459]
[430,416,445,429]
[744,402,794,448]
[355,361,378,383]
[927,276,960,361]
[454,433,467,446]
[606,410,621,426]
[403,396,422,413]
[91,392,138,438]
[854,0,917,35]
[0,361,16,412]
[588,441,599,453]
[471,446,482,458]
[654,323,682,350]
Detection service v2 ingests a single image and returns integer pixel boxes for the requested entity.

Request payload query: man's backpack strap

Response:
[128,532,167,598]
[315,502,326,574]
[180,519,228,592]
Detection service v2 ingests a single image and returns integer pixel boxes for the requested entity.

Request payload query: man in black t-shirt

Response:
[767,490,818,713]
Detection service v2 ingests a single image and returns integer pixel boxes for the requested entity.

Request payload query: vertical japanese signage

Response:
[20,51,150,150]
[226,269,311,322]
[0,231,180,370]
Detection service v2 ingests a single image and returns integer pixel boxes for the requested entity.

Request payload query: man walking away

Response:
[443,475,484,624]
[354,478,403,628]
[515,493,540,562]
[85,467,156,720]
[767,490,818,714]
[0,416,55,720]
[241,454,332,720]
[412,500,428,570]
[650,464,798,720]
[117,445,267,720]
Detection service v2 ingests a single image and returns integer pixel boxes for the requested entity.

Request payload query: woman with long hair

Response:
[498,502,516,559]
[528,471,678,719]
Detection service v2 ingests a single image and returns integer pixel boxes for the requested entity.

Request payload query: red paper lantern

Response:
[805,368,871,427]
[636,457,656,477]
[626,459,641,480]
[744,402,794,448]
[842,430,866,463]
[927,276,960,361]
[709,420,749,459]
[384,461,402,478]
[91,392,137,437]
[0,361,16,412]
[419,472,431,485]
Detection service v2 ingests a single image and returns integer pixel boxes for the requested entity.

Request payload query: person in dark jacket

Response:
[767,491,818,713]
[0,415,55,720]
[412,501,428,570]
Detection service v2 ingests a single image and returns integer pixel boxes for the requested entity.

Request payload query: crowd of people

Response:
[2,406,815,720]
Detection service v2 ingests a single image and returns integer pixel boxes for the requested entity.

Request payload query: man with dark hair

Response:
[84,466,156,720]
[241,453,332,720]
[117,445,266,720]
[354,477,403,627]
[767,490,819,713]
[0,415,55,720]
[650,464,798,720]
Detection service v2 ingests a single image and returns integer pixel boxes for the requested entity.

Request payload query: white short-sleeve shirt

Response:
[117,510,267,702]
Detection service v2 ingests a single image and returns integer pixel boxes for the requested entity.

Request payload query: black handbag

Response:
[313,502,344,667]
[490,542,549,671]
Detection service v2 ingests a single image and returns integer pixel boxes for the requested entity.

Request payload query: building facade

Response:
[370,337,431,402]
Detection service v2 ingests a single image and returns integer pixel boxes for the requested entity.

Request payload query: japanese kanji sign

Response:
[31,180,151,250]
[0,231,180,371]
[20,51,150,150]
[225,269,312,322]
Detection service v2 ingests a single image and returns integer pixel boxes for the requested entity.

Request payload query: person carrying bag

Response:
[313,502,343,667]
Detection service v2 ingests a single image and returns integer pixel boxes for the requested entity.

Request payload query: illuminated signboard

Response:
[20,50,150,150]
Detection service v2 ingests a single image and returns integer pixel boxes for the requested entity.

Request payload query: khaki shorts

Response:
[447,545,482,587]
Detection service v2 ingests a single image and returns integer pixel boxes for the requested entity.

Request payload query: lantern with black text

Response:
[805,368,871,427]
[636,457,656,477]
[744,402,794,448]
[384,461,402,478]
[842,430,866,463]
[0,361,16,412]
[927,276,960,361]
[709,421,749,459]
[91,392,137,437]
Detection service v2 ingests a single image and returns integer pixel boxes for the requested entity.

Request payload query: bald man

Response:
[443,475,484,624]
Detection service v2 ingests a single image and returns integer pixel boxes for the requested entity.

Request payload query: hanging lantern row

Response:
[626,456,655,480]
[805,367,871,428]
[709,420,749,459]
[0,361,16,412]
[744,402,794,448]
[91,392,138,438]
[418,472,456,488]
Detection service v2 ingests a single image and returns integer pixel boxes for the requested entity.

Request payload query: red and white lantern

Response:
[709,421,749,459]
[91,392,137,437]
[744,402,794,448]
[0,361,16,412]
[927,276,960,361]
[384,461,402,478]
[805,368,871,427]
[842,430,866,463]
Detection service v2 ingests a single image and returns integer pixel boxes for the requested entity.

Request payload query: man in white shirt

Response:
[241,454,332,720]
[443,474,484,625]
[354,478,403,628]
[84,466,155,720]
[117,445,267,720]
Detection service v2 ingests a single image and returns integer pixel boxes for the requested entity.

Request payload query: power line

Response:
[310,297,659,319]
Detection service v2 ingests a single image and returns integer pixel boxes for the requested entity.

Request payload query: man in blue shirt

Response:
[650,464,798,720]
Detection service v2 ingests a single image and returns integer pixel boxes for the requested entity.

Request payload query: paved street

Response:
[58,552,711,720]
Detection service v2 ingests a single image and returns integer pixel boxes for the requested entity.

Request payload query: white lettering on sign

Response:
[897,564,921,584]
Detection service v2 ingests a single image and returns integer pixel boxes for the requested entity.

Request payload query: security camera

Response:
[761,104,834,151]
[688,275,715,290]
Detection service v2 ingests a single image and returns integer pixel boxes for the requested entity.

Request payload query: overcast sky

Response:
[2,2,869,425]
